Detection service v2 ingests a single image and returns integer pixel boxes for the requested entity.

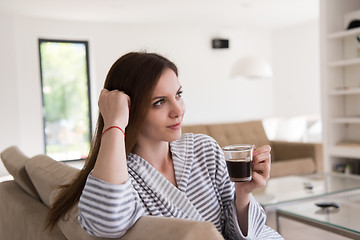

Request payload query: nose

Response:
[170,100,185,119]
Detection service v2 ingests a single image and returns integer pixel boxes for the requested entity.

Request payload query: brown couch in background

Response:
[182,120,323,178]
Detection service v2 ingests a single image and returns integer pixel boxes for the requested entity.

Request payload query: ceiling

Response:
[0,0,319,29]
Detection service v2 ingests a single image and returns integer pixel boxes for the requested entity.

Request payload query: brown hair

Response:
[45,52,178,230]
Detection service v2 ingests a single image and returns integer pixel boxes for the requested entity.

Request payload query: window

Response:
[39,39,92,161]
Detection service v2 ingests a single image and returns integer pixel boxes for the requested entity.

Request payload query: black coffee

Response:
[226,159,252,182]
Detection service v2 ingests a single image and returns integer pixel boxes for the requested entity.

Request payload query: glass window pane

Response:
[39,40,92,161]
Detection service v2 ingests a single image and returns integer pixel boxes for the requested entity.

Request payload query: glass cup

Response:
[222,144,255,182]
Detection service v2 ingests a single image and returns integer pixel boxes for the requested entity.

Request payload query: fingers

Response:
[99,89,127,100]
[253,145,271,164]
[101,88,109,94]
[251,161,271,188]
[252,170,269,188]
[253,152,271,164]
[98,89,131,128]
[253,162,270,178]
[252,144,271,185]
[254,145,271,156]
[98,89,130,107]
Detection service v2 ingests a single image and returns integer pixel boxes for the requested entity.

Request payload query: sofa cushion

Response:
[0,146,40,200]
[271,157,316,178]
[207,121,271,148]
[181,124,210,136]
[25,154,79,207]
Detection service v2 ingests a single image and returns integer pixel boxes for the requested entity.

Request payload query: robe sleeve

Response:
[211,139,283,240]
[223,195,283,239]
[78,174,145,238]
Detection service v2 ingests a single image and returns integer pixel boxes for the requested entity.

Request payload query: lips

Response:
[167,121,182,130]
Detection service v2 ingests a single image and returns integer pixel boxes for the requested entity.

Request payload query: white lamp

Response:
[232,55,273,79]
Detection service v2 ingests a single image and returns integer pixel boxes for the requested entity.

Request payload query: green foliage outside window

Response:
[39,40,91,161]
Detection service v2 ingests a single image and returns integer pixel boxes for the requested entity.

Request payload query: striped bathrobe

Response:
[78,133,283,239]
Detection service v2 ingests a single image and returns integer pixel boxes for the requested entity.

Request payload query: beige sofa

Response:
[182,120,323,177]
[0,146,224,240]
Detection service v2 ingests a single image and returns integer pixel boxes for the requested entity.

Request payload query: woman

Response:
[46,52,282,239]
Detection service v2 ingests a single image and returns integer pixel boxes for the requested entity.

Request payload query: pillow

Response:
[25,154,79,207]
[0,146,40,199]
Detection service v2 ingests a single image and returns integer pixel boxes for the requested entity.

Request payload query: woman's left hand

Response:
[235,145,271,194]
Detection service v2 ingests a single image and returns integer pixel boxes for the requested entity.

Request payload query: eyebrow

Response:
[152,86,182,101]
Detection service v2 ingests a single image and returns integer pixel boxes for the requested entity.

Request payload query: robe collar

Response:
[127,133,203,220]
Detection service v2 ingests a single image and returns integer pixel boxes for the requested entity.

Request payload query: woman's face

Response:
[139,68,186,143]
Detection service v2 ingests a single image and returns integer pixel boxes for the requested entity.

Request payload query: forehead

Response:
[152,68,180,95]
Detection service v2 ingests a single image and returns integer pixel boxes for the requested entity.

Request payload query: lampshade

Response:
[232,55,273,79]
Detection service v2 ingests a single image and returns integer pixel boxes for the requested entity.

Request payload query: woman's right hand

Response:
[98,89,131,129]
[93,89,130,184]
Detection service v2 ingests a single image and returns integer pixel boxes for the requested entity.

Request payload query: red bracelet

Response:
[101,126,125,139]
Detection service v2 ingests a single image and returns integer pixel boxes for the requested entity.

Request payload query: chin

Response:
[165,130,182,142]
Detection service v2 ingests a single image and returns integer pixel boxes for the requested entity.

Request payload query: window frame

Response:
[38,38,93,161]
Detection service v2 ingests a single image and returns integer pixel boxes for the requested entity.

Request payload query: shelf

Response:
[328,27,360,39]
[329,146,360,159]
[330,117,360,124]
[328,58,360,67]
[322,2,360,173]
[329,87,360,95]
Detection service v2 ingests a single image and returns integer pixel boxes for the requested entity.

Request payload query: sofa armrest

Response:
[59,213,224,240]
[56,196,224,240]
[270,141,323,174]
[122,216,224,240]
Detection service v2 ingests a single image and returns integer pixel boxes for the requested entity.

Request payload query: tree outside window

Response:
[39,39,92,161]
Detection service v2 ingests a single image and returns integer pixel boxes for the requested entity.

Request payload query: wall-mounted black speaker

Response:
[212,39,229,49]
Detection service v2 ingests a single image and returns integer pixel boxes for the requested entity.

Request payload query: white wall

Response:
[272,20,320,117]
[0,13,320,177]
[0,14,21,176]
[0,14,20,148]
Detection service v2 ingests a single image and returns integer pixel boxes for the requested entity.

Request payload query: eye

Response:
[176,91,183,98]
[153,99,165,107]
